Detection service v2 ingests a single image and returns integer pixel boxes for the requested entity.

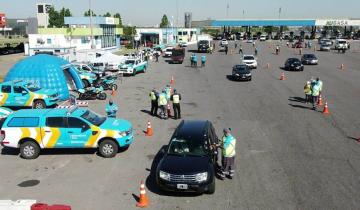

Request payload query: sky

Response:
[1,0,359,26]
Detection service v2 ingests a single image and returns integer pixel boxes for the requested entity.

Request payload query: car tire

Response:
[82,79,90,88]
[206,179,215,194]
[20,141,40,159]
[99,139,118,158]
[143,66,147,73]
[111,84,118,91]
[33,100,46,109]
[132,69,136,76]
[97,92,107,100]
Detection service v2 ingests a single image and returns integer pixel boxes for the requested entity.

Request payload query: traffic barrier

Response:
[170,76,175,85]
[323,102,330,115]
[280,72,285,81]
[76,101,88,107]
[145,121,153,136]
[31,203,71,210]
[0,200,36,210]
[317,95,323,106]
[56,105,74,109]
[136,180,149,208]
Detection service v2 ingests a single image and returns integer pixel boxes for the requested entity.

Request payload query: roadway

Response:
[0,40,359,209]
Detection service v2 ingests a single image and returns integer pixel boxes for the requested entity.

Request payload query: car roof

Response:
[8,107,88,118]
[174,120,209,141]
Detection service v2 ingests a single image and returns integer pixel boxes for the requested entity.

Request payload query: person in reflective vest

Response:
[304,81,312,104]
[106,99,118,118]
[165,85,171,101]
[149,89,159,116]
[158,90,168,119]
[311,80,320,110]
[201,55,206,67]
[170,89,182,119]
[219,128,236,179]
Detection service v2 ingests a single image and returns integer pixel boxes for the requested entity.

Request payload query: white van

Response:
[335,39,348,50]
[260,35,267,41]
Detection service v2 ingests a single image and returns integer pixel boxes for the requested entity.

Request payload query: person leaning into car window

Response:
[219,128,236,180]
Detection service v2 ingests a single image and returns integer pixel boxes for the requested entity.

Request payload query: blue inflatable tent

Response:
[4,54,83,100]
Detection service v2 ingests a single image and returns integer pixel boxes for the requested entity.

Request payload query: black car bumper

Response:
[287,66,304,71]
[232,75,251,81]
[156,178,212,193]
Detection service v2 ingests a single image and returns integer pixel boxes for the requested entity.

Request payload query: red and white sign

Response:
[0,13,6,27]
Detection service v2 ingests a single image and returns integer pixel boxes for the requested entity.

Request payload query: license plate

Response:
[177,184,188,189]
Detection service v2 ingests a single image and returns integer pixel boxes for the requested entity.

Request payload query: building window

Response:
[38,5,44,13]
[81,37,90,44]
[178,32,182,36]
[183,31,188,35]
[47,38,52,44]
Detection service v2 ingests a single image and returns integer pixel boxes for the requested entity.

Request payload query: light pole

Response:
[89,0,95,49]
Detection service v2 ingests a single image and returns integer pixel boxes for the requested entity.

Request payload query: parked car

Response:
[0,106,134,159]
[320,43,332,51]
[232,64,252,81]
[242,55,257,69]
[259,35,267,41]
[163,47,174,57]
[220,39,229,46]
[118,58,148,76]
[0,81,60,109]
[72,62,105,77]
[179,42,188,47]
[334,39,348,50]
[301,54,318,65]
[171,48,185,64]
[284,58,304,71]
[156,120,219,194]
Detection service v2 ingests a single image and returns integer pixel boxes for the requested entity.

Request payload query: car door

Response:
[43,117,69,148]
[13,86,30,106]
[0,85,12,106]
[134,60,140,72]
[67,117,92,147]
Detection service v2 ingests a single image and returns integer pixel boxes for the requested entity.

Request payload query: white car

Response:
[164,47,174,57]
[221,39,229,46]
[118,58,148,76]
[242,55,258,69]
[246,39,254,43]
[260,35,266,41]
[335,39,348,50]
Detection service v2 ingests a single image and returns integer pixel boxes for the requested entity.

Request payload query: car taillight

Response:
[0,130,6,143]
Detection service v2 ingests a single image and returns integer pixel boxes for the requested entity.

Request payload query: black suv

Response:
[232,64,252,81]
[156,120,219,194]
[284,58,304,71]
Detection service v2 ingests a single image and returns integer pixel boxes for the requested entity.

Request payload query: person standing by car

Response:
[225,45,228,55]
[219,128,236,180]
[105,99,118,118]
[149,89,159,116]
[170,89,182,120]
[201,55,206,67]
[158,90,168,119]
[239,45,243,54]
[304,81,312,104]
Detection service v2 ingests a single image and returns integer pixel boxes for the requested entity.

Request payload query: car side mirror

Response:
[22,90,28,95]
[81,125,90,132]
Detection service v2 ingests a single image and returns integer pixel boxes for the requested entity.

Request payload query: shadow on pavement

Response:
[288,104,313,110]
[347,136,360,143]
[288,96,306,103]
[145,145,200,197]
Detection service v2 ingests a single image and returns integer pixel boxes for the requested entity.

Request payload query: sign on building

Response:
[316,19,360,26]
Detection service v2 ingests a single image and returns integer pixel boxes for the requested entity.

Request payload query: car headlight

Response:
[195,172,208,182]
[246,73,251,76]
[159,171,171,181]
[119,131,127,137]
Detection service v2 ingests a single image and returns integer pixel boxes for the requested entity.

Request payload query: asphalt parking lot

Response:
[0,40,359,209]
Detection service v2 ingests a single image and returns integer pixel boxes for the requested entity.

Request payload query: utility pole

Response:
[243,10,245,19]
[176,0,179,27]
[278,7,282,19]
[226,2,229,19]
[89,0,95,49]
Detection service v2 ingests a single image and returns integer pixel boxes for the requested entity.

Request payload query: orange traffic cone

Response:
[280,72,285,80]
[323,102,330,114]
[136,180,149,208]
[111,86,116,97]
[340,63,345,70]
[167,104,172,118]
[170,76,175,85]
[145,121,153,136]
[317,95,323,106]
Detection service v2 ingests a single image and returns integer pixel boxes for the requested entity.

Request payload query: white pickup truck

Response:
[118,58,148,76]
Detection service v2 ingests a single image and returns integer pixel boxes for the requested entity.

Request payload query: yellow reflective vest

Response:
[172,94,180,104]
[158,93,167,106]
[149,91,156,101]
[222,134,236,157]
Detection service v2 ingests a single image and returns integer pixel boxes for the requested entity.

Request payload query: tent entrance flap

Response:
[63,67,77,91]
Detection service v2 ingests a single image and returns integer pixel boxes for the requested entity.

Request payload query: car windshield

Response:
[338,41,346,44]
[304,54,316,59]
[81,110,106,126]
[244,56,254,60]
[172,50,184,56]
[234,66,248,72]
[166,49,173,52]
[167,138,207,157]
[290,59,300,63]
[25,83,41,92]
[125,60,135,65]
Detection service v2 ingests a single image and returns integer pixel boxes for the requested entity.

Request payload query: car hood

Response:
[33,88,58,96]
[159,154,211,174]
[120,63,134,68]
[100,118,132,132]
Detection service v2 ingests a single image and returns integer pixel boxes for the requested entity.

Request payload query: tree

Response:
[48,6,62,27]
[113,13,122,27]
[84,9,96,17]
[159,15,169,28]
[103,12,112,17]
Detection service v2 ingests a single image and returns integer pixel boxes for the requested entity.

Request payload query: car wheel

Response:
[20,141,40,159]
[111,84,118,91]
[97,92,107,100]
[33,100,46,109]
[206,179,215,194]
[143,66,147,73]
[99,139,118,158]
[82,79,90,88]
[132,69,136,76]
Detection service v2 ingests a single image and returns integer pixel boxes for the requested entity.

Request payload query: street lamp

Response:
[89,0,95,49]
